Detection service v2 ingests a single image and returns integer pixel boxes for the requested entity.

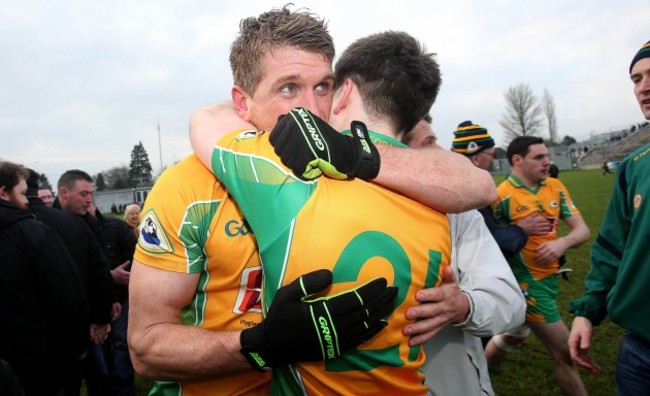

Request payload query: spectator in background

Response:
[569,38,650,396]
[87,200,137,396]
[124,203,140,238]
[0,161,89,396]
[602,161,613,176]
[549,162,560,178]
[37,186,55,206]
[54,169,117,396]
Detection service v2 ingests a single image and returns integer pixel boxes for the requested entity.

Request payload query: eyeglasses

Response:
[480,151,496,159]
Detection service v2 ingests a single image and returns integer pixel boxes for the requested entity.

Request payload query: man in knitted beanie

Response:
[569,38,650,395]
[451,120,497,170]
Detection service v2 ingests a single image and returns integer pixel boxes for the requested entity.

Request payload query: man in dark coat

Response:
[86,200,137,396]
[0,161,89,396]
[28,169,115,396]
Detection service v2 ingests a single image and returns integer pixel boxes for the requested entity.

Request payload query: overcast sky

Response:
[1,0,648,185]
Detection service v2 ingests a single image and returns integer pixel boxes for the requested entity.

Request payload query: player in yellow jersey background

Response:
[486,136,591,396]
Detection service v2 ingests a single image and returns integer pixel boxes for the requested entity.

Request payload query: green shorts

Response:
[518,275,560,323]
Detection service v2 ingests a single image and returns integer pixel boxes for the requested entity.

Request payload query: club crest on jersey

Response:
[634,194,642,210]
[516,205,530,212]
[233,266,263,314]
[550,200,558,208]
[138,210,173,254]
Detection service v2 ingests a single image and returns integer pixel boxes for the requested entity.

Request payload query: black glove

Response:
[269,107,381,180]
[239,269,397,371]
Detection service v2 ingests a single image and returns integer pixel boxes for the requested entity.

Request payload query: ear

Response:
[332,79,354,115]
[0,186,9,200]
[58,187,67,202]
[469,155,481,167]
[231,86,251,122]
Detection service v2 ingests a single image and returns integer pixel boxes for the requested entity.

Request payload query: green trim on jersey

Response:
[179,200,221,272]
[211,145,316,251]
[148,380,182,396]
[506,174,547,195]
[558,189,573,219]
[493,195,512,224]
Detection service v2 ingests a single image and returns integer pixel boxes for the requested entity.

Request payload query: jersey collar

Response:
[507,173,546,194]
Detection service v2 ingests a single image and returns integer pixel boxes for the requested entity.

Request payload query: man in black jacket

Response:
[86,199,137,396]
[41,169,116,396]
[0,161,89,396]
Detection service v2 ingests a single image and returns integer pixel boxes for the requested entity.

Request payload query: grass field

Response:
[128,169,620,395]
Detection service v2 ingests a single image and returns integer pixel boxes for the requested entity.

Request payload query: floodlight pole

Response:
[157,116,163,174]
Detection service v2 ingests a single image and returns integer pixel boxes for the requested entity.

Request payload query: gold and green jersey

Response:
[211,129,451,395]
[493,175,580,280]
[134,154,270,396]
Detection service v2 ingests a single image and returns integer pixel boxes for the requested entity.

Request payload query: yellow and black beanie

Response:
[630,39,650,73]
[451,120,495,156]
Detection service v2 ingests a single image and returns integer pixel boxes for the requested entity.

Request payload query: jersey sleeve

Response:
[135,159,222,274]
[554,179,580,219]
[492,189,512,225]
[210,130,316,251]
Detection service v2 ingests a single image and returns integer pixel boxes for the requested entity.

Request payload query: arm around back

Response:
[189,102,255,172]
[373,145,497,213]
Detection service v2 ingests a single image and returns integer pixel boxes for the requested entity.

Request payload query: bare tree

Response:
[542,89,558,143]
[499,83,544,142]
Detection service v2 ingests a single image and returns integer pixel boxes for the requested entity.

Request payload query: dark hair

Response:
[0,161,28,193]
[334,31,441,138]
[230,5,335,94]
[506,136,545,165]
[25,168,40,197]
[58,169,93,190]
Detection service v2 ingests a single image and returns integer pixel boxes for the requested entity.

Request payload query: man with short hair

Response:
[0,161,89,396]
[55,169,116,396]
[87,199,137,396]
[568,39,650,395]
[492,136,590,396]
[38,186,54,206]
